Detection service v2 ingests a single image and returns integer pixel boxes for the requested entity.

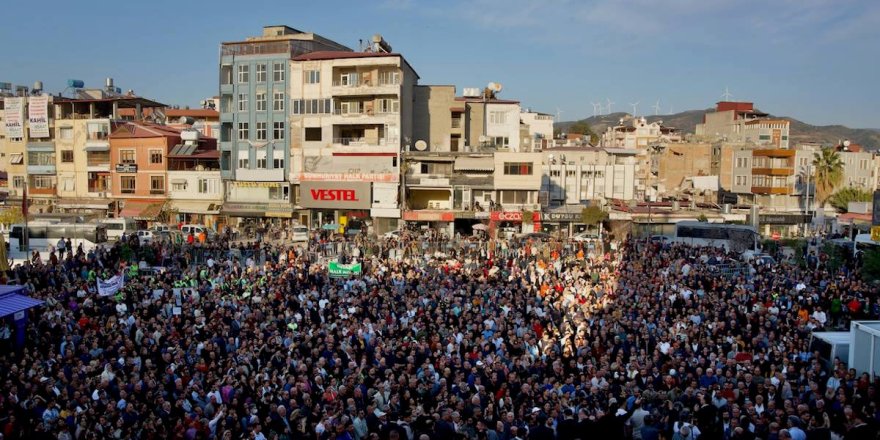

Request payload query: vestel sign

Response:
[300,181,371,209]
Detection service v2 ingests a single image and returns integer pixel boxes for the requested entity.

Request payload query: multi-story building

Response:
[109,122,181,222]
[167,130,223,229]
[289,41,418,232]
[835,143,877,190]
[2,81,165,215]
[696,101,790,149]
[519,110,554,151]
[218,25,350,225]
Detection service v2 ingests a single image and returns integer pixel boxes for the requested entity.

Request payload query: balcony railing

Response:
[751,186,791,195]
[751,167,794,176]
[333,137,397,146]
[333,108,398,116]
[87,132,109,141]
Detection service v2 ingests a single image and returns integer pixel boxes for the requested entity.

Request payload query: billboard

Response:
[299,181,371,210]
[27,95,50,138]
[3,97,24,139]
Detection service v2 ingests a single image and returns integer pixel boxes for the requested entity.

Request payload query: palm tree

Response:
[812,148,844,207]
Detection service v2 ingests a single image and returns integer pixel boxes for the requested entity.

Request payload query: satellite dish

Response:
[843,140,851,147]
[414,140,428,151]
[478,135,489,143]
[487,82,503,93]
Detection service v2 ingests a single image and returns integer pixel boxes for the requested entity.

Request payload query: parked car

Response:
[291,225,309,242]
[382,230,402,240]
[180,224,215,240]
[151,224,171,233]
[572,231,599,242]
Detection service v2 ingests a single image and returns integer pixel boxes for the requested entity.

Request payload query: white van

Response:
[180,224,215,240]
[291,225,309,242]
[99,218,137,241]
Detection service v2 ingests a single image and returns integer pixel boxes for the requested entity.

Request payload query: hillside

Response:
[558,110,880,149]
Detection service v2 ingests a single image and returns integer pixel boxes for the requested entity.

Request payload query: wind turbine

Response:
[591,102,601,116]
[721,86,733,101]
[652,100,661,115]
[606,98,614,114]
[555,107,564,122]
[629,101,640,116]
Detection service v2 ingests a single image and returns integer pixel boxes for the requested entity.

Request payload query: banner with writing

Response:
[27,95,50,138]
[97,275,125,297]
[328,261,362,278]
[3,97,24,139]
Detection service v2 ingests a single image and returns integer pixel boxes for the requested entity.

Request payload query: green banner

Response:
[328,261,362,278]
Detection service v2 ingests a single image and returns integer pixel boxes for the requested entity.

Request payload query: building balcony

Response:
[29,187,56,196]
[753,149,795,158]
[752,167,794,176]
[27,165,56,175]
[332,138,399,151]
[331,112,398,125]
[331,81,399,97]
[751,186,792,195]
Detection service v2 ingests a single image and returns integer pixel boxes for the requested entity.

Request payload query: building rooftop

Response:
[110,122,181,139]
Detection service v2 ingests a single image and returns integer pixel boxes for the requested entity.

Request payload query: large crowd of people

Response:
[0,227,878,440]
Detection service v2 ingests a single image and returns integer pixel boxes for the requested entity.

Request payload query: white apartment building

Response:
[520,110,554,151]
[600,116,681,149]
[288,44,419,232]
[696,101,790,149]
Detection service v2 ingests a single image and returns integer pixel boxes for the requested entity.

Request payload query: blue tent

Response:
[0,285,43,318]
[0,285,43,349]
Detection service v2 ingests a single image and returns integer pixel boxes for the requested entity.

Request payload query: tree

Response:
[557,121,598,144]
[828,187,872,212]
[697,214,709,222]
[0,208,23,226]
[812,148,844,207]
[581,206,608,226]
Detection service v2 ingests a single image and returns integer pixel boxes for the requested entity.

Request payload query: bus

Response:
[672,221,760,253]
[98,218,138,241]
[8,222,108,253]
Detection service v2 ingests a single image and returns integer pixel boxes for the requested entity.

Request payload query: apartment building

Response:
[289,41,417,232]
[219,25,350,224]
[167,131,223,229]
[520,110,554,151]
[2,82,165,215]
[109,122,181,221]
[696,101,790,149]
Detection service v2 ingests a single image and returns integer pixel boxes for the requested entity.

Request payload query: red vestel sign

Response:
[309,189,359,202]
[490,211,541,222]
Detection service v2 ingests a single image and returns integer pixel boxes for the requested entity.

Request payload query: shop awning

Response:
[454,157,494,171]
[0,285,44,318]
[171,200,220,215]
[120,201,165,221]
[221,203,292,218]
[56,199,114,210]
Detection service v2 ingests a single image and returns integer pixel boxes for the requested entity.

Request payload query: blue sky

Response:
[2,0,878,128]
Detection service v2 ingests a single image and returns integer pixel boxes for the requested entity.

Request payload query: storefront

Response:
[169,200,223,230]
[402,210,455,237]
[300,181,372,231]
[489,211,541,237]
[541,211,586,236]
[220,202,296,227]
[750,213,812,238]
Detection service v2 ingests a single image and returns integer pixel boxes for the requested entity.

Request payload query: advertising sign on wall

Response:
[300,181,372,210]
[27,95,50,138]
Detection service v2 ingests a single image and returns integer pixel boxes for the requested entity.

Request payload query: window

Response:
[273,150,284,169]
[379,70,400,85]
[273,62,285,81]
[121,176,136,194]
[860,159,869,170]
[61,178,74,192]
[149,149,162,164]
[377,99,399,114]
[273,92,284,111]
[61,150,74,163]
[735,175,748,186]
[758,135,771,141]
[256,151,267,169]
[305,70,320,84]
[238,151,249,169]
[115,149,134,164]
[489,111,507,124]
[150,176,164,194]
[9,153,24,165]
[273,122,285,140]
[493,137,509,148]
[291,99,331,115]
[28,152,55,165]
[31,176,55,189]
[238,65,249,83]
[256,122,267,141]
[304,128,322,142]
[255,92,267,111]
[59,127,73,140]
[238,122,249,140]
[255,63,267,82]
[501,190,531,204]
[269,186,289,200]
[198,178,210,194]
[340,72,358,86]
[172,181,187,191]
[503,162,533,175]
[12,176,25,188]
[238,93,248,112]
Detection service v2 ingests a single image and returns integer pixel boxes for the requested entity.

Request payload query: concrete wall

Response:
[658,142,712,192]
[412,85,455,152]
